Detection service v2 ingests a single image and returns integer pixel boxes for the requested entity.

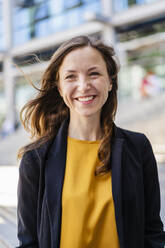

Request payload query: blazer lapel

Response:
[111,134,125,248]
[45,121,125,248]
[45,119,69,248]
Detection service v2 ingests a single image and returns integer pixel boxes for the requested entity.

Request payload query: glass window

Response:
[48,0,65,15]
[15,0,35,8]
[114,0,128,12]
[83,1,102,14]
[34,0,43,3]
[82,0,91,2]
[0,2,2,18]
[13,0,102,44]
[67,7,83,28]
[64,0,82,9]
[115,0,160,12]
[135,0,157,5]
[13,8,30,30]
[34,2,49,22]
[35,18,52,37]
[0,20,3,34]
[83,0,99,3]
[51,13,68,32]
[14,27,30,45]
[0,18,4,50]
[144,0,158,3]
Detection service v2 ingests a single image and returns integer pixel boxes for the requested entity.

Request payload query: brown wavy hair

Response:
[18,35,119,176]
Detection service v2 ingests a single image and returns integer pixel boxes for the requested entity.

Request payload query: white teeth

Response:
[78,96,94,102]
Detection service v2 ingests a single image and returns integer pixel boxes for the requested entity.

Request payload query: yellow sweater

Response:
[60,137,120,248]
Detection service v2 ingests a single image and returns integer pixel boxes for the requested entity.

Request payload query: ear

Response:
[57,83,63,97]
[108,83,112,91]
[58,87,63,97]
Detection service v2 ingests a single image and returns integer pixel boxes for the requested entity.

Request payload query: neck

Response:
[68,114,102,141]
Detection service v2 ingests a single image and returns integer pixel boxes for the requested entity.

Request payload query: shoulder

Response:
[116,126,147,144]
[19,149,40,178]
[115,125,152,155]
[115,126,155,166]
[19,138,54,173]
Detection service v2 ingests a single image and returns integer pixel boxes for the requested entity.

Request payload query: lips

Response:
[75,95,96,101]
[77,96,95,102]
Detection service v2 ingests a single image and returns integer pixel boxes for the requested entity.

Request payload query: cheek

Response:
[99,79,110,93]
[58,82,69,98]
[59,84,73,102]
[102,82,110,101]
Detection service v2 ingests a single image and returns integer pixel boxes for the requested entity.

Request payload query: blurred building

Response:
[0,0,165,129]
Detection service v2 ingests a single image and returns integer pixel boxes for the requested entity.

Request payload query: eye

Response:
[89,71,100,77]
[65,74,76,80]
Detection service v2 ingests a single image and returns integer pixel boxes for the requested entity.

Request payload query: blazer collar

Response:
[45,119,69,248]
[111,134,125,248]
[45,120,124,248]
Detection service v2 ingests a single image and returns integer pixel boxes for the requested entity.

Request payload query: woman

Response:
[17,35,165,248]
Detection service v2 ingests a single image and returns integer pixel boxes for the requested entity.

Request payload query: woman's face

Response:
[58,46,112,120]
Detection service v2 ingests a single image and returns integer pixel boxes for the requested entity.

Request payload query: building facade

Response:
[0,0,165,130]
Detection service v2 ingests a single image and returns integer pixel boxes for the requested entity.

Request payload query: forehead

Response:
[59,46,106,71]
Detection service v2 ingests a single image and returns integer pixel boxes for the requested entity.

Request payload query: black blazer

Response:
[17,120,165,248]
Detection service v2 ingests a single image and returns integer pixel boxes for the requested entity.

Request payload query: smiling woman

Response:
[16,35,165,248]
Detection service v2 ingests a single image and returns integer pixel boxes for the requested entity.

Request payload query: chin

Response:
[77,110,100,118]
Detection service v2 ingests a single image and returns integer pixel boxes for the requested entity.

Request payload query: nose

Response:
[78,76,91,92]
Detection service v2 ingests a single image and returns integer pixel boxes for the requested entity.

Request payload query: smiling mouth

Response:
[76,95,96,102]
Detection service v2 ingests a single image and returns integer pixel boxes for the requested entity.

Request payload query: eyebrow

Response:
[88,66,99,71]
[64,70,76,73]
[64,66,99,73]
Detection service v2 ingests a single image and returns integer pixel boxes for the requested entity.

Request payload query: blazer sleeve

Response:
[16,150,39,248]
[142,136,165,248]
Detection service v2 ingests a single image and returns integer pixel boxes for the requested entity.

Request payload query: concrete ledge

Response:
[113,0,165,27]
